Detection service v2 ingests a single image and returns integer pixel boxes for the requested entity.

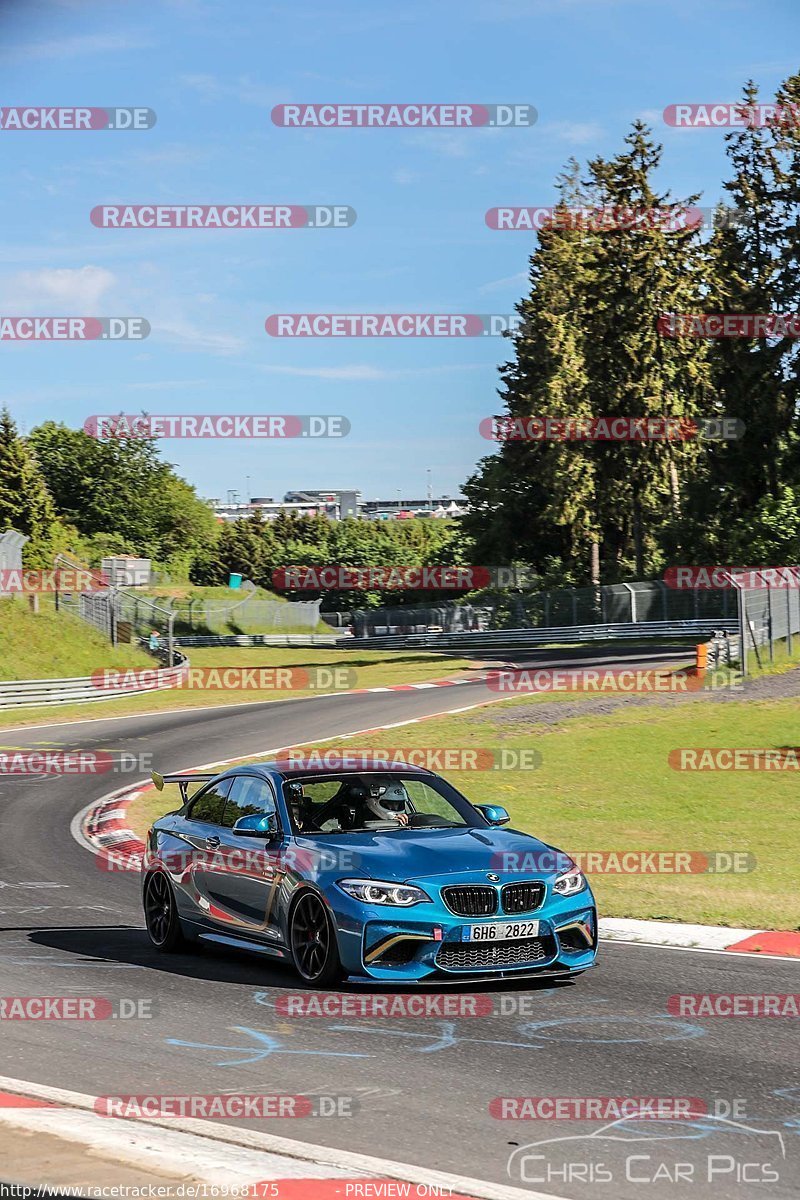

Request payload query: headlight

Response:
[552,869,587,897]
[337,878,431,907]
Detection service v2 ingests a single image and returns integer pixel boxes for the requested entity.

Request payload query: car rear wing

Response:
[151,770,217,804]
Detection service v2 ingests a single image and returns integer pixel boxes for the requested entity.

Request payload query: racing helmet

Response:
[366,780,409,821]
[285,780,308,824]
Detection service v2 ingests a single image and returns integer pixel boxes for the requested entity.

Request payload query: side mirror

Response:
[233,811,278,838]
[476,804,510,826]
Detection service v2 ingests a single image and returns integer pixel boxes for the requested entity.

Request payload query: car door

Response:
[199,775,285,942]
[176,776,234,924]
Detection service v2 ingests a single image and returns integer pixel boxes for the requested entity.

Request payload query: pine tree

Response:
[689,79,793,552]
[462,162,599,582]
[580,123,711,577]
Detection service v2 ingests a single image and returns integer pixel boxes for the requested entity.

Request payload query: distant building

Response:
[208,489,466,522]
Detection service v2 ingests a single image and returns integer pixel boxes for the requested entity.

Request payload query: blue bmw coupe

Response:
[142,761,598,985]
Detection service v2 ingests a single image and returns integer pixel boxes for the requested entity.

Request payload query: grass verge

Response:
[127,681,800,929]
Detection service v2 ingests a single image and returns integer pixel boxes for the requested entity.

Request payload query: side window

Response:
[188,777,233,826]
[223,776,278,829]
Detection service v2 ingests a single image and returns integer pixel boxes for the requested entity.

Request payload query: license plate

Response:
[462,920,539,942]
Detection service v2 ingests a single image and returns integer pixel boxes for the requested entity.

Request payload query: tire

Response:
[289,891,343,986]
[143,870,187,953]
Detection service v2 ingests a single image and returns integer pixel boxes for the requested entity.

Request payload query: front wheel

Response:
[144,870,187,952]
[289,892,342,986]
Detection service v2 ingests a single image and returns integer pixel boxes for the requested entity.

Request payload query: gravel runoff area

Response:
[485,662,800,728]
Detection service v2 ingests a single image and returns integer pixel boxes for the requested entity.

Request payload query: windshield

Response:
[281,772,481,835]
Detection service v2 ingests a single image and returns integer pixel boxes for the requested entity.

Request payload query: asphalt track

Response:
[0,644,798,1198]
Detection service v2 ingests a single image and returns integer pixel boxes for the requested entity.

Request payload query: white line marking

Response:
[601,940,800,963]
[0,1075,571,1200]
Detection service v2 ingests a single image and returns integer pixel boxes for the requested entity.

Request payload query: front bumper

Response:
[332,885,598,983]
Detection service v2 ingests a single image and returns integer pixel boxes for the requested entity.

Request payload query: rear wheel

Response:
[289,892,342,986]
[144,871,187,952]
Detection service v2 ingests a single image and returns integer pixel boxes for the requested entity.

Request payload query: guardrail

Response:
[0,654,189,710]
[345,619,739,652]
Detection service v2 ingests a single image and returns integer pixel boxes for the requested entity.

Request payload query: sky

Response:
[0,0,797,504]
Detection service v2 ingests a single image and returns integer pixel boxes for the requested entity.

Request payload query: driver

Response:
[365,780,410,827]
[285,781,316,831]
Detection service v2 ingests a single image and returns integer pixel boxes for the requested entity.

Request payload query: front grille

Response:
[436,936,555,971]
[502,881,546,914]
[442,885,498,917]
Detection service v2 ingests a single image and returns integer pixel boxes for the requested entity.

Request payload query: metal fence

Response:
[175,633,341,648]
[157,594,322,635]
[54,554,322,653]
[347,619,737,653]
[351,603,493,637]
[352,581,735,637]
[732,567,800,674]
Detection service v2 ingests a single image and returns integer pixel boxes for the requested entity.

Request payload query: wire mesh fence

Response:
[351,581,735,636]
[156,595,322,636]
[54,555,322,651]
[736,568,800,672]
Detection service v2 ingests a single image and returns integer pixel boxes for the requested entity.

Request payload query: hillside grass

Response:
[0,596,153,681]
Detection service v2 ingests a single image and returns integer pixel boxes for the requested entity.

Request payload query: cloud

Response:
[154,318,247,357]
[542,120,605,145]
[258,363,487,381]
[2,265,116,310]
[479,271,527,294]
[179,73,282,108]
[392,168,421,185]
[407,129,474,158]
[0,32,154,63]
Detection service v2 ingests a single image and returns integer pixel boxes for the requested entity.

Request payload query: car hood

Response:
[296,825,570,882]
